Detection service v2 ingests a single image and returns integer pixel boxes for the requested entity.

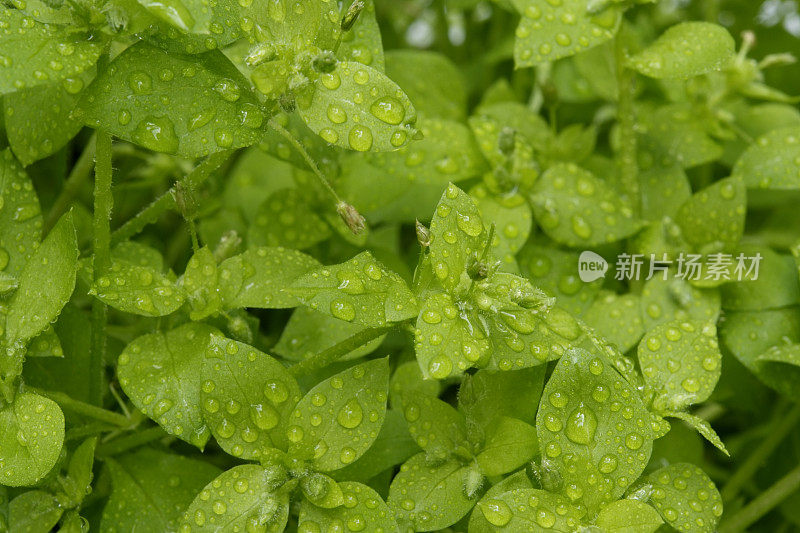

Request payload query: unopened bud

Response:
[245,42,277,67]
[263,464,290,492]
[498,126,516,156]
[415,219,431,248]
[214,230,242,262]
[341,0,364,31]
[467,256,489,280]
[313,50,338,73]
[462,468,484,499]
[337,201,366,235]
[172,182,198,221]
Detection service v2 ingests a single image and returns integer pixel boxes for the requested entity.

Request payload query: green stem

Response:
[110,151,231,246]
[28,387,130,428]
[614,30,640,215]
[719,462,800,533]
[45,133,97,234]
[90,132,113,406]
[96,426,169,457]
[722,404,800,502]
[267,118,342,205]
[289,326,393,377]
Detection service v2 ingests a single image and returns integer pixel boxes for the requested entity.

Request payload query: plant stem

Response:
[90,132,113,406]
[614,30,640,216]
[45,133,97,234]
[28,387,130,428]
[722,404,800,502]
[267,118,342,205]
[111,151,231,245]
[289,326,393,377]
[96,426,169,457]
[719,462,800,533]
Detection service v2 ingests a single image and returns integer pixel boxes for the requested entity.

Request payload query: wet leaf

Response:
[385,50,466,121]
[458,367,545,428]
[181,246,222,320]
[640,276,721,331]
[476,417,538,477]
[90,259,184,317]
[0,149,42,276]
[594,499,663,533]
[676,176,745,252]
[8,491,62,533]
[299,481,399,532]
[583,291,645,353]
[732,126,800,190]
[641,463,722,533]
[247,189,331,250]
[477,488,582,531]
[338,0,384,71]
[398,391,470,461]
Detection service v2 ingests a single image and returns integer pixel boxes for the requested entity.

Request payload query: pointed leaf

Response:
[594,499,663,533]
[91,259,185,317]
[476,417,538,477]
[662,411,727,455]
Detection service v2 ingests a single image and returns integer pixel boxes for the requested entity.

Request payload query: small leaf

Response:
[476,417,538,477]
[0,10,102,95]
[0,392,64,487]
[102,449,221,533]
[398,391,470,461]
[300,473,344,509]
[6,212,77,344]
[253,0,340,50]
[733,126,800,189]
[583,291,645,353]
[458,367,545,428]
[388,452,476,531]
[721,246,800,311]
[661,411,728,455]
[181,246,222,320]
[471,185,532,271]
[639,163,692,222]
[638,104,723,169]
[297,61,417,152]
[510,0,621,67]
[530,163,641,247]
[202,335,301,459]
[467,472,535,532]
[26,326,64,358]
[247,188,331,250]
[537,348,654,515]
[389,362,441,409]
[299,481,399,532]
[338,0,385,71]
[594,499,663,533]
[179,465,289,533]
[91,259,184,317]
[628,22,735,79]
[218,246,320,310]
[0,148,42,276]
[77,42,265,158]
[118,323,218,448]
[287,358,389,472]
[676,176,746,251]
[642,463,722,533]
[8,491,63,533]
[66,437,98,504]
[640,276,721,331]
[288,251,418,328]
[385,50,466,121]
[477,488,583,530]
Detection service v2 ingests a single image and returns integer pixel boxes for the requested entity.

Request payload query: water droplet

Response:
[213,78,241,102]
[330,299,356,321]
[336,399,363,429]
[128,72,152,94]
[481,499,512,526]
[565,405,597,444]
[348,126,373,151]
[369,97,405,125]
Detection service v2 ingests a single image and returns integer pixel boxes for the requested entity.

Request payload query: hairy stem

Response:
[289,326,393,377]
[614,30,640,215]
[719,462,800,533]
[90,132,113,406]
[45,133,97,234]
[111,151,231,245]
[28,387,130,428]
[96,426,169,457]
[722,404,800,502]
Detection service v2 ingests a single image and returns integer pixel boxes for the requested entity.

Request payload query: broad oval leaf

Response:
[0,392,64,487]
[720,246,800,311]
[732,126,800,190]
[247,189,331,250]
[475,417,539,477]
[642,463,722,533]
[458,367,544,428]
[202,335,301,459]
[90,259,185,317]
[388,452,476,532]
[0,149,42,277]
[530,163,641,248]
[638,103,723,169]
[676,176,746,252]
[117,323,218,448]
[0,10,102,95]
[640,275,721,331]
[385,50,466,121]
[477,488,583,531]
[299,481,399,533]
[398,391,470,461]
[287,358,389,472]
[76,42,265,158]
[628,22,735,80]
[288,251,418,328]
[8,490,63,533]
[297,61,417,152]
[536,348,654,515]
[594,499,663,533]
[583,291,645,353]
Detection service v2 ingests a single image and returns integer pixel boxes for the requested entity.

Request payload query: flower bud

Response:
[341,0,365,31]
[313,50,338,73]
[415,219,431,248]
[172,181,198,221]
[245,42,277,67]
[337,201,366,235]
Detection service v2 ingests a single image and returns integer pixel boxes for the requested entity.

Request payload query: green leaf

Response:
[639,163,692,222]
[510,0,621,67]
[470,102,552,155]
[594,499,663,533]
[398,391,470,461]
[628,22,735,80]
[300,472,344,509]
[471,185,532,271]
[638,320,720,412]
[0,392,64,487]
[288,251,418,328]
[428,183,487,290]
[733,126,800,189]
[467,472,535,532]
[90,259,185,317]
[536,348,654,515]
[26,326,64,358]
[66,437,98,504]
[338,0,385,72]
[476,488,583,531]
[661,410,728,455]
[753,342,800,401]
[0,10,102,95]
[3,73,90,166]
[458,367,545,428]
[274,306,386,362]
[8,490,63,533]
[299,481,399,532]
[253,0,340,50]
[5,212,77,345]
[222,148,295,223]
[218,246,320,309]
[476,417,538,477]
[385,50,466,121]
[642,463,722,533]
[135,0,244,41]
[247,188,331,250]
[389,361,441,409]
[77,42,265,158]
[721,246,800,310]
[388,452,476,531]
[202,335,301,459]
[181,246,222,320]
[102,449,221,533]
[530,163,641,247]
[638,104,723,169]
[0,149,42,277]
[118,323,218,448]
[676,176,746,252]
[287,358,389,472]
[583,291,645,353]
[297,61,417,152]
[112,241,165,271]
[640,276,720,331]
